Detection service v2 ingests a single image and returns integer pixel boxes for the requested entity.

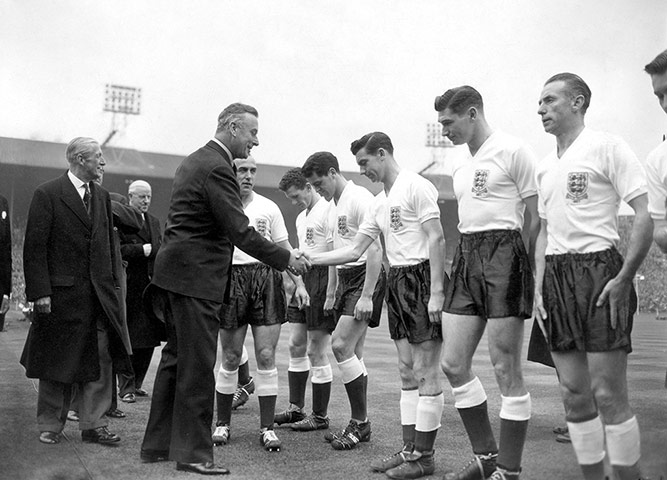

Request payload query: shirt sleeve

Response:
[509,143,538,199]
[606,137,647,204]
[536,166,547,220]
[357,195,381,240]
[414,178,440,223]
[646,148,667,220]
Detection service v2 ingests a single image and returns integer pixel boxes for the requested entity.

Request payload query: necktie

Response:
[83,183,91,216]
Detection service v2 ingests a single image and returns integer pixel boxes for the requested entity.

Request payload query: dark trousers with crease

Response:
[118,347,155,396]
[141,288,220,463]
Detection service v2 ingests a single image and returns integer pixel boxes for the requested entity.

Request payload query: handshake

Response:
[287,249,312,275]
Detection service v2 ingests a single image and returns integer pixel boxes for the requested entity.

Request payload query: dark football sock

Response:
[497,418,528,472]
[344,374,366,421]
[216,391,234,426]
[288,370,309,409]
[259,395,277,430]
[402,424,416,445]
[458,401,498,455]
[312,381,331,417]
[238,360,251,386]
[414,428,438,453]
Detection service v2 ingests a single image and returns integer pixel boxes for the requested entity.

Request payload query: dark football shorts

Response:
[334,263,386,328]
[386,260,443,344]
[543,247,634,353]
[286,265,336,333]
[444,229,533,319]
[220,263,286,329]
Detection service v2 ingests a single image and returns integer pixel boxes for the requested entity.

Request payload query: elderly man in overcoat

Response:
[20,137,132,445]
[117,180,164,401]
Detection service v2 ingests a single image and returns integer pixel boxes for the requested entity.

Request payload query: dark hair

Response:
[350,131,394,155]
[278,167,308,192]
[434,85,484,114]
[544,72,592,114]
[645,49,667,75]
[216,103,258,132]
[301,151,340,178]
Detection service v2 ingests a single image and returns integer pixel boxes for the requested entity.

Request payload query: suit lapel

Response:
[206,140,233,167]
[59,174,91,230]
[89,181,101,236]
[137,214,151,242]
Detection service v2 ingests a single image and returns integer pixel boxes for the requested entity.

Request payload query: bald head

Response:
[128,180,152,213]
[234,155,257,198]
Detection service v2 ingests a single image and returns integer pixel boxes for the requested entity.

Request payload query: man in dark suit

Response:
[21,137,132,446]
[117,180,163,402]
[0,194,10,331]
[140,103,309,475]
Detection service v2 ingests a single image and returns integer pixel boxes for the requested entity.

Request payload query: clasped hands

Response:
[287,249,312,275]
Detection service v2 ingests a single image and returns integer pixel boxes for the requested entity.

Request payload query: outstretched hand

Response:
[288,249,311,276]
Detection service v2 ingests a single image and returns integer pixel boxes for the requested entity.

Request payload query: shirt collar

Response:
[211,138,233,161]
[67,170,88,199]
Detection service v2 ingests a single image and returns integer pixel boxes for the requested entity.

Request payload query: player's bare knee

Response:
[593,387,630,423]
[440,356,469,384]
[561,389,597,421]
[255,346,276,369]
[288,340,307,359]
[222,350,243,369]
[331,337,352,360]
[307,349,328,367]
[307,336,327,360]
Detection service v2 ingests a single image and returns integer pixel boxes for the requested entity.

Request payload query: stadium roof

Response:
[0,136,463,198]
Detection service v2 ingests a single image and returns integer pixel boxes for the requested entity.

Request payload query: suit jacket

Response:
[121,211,165,347]
[150,141,290,303]
[20,173,132,383]
[0,195,11,298]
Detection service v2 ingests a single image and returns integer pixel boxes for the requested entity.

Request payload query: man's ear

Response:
[572,94,585,112]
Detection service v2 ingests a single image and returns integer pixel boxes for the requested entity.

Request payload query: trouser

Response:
[38,321,112,432]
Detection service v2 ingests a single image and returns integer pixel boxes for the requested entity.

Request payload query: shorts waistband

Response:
[546,247,620,263]
[337,263,366,278]
[390,260,429,272]
[460,229,521,244]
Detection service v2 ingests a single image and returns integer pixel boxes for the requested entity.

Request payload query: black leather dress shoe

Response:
[81,426,121,444]
[135,388,149,397]
[176,462,230,475]
[140,449,170,463]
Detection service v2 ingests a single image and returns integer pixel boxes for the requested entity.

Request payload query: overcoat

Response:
[20,173,132,383]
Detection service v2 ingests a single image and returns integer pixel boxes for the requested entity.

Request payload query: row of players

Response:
[140,53,667,480]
